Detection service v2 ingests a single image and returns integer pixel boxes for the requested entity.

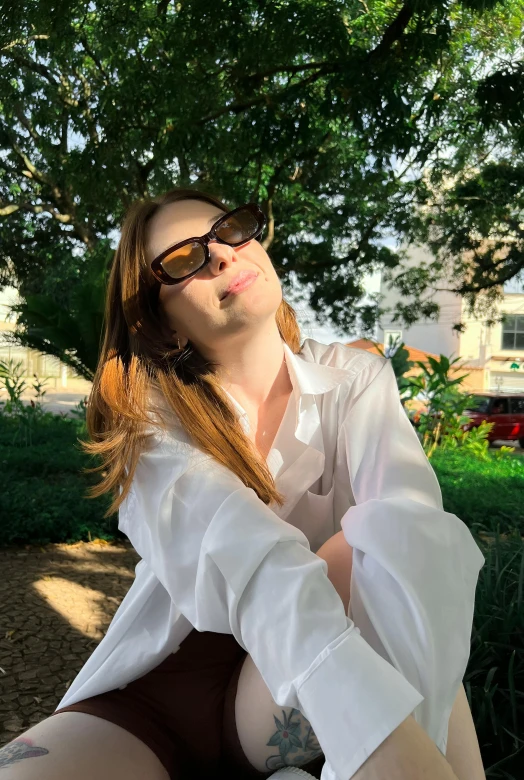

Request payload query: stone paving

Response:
[0,539,140,747]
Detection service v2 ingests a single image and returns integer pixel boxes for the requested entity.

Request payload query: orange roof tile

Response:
[345,338,440,364]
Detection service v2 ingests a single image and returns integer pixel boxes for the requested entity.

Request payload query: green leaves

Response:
[4,242,112,380]
[0,0,522,349]
[430,447,524,775]
[371,337,415,399]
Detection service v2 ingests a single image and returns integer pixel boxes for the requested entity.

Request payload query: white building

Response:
[377,246,524,392]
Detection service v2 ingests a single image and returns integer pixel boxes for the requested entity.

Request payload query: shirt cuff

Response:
[296,626,424,780]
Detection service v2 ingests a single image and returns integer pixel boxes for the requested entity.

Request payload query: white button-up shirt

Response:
[56,339,485,780]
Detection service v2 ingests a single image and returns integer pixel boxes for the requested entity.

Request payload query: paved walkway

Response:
[12,390,91,417]
[0,540,140,747]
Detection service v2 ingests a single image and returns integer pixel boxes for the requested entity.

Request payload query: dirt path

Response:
[0,539,140,746]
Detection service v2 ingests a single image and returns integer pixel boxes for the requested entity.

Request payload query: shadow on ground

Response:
[0,540,140,745]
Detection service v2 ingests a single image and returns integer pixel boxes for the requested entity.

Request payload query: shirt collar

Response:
[282,341,349,397]
[223,340,349,431]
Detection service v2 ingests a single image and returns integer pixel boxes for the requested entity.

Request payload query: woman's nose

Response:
[208,240,237,271]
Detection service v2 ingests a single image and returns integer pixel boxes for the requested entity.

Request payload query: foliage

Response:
[466,530,524,778]
[372,336,415,401]
[0,0,522,367]
[431,448,524,537]
[0,357,28,412]
[423,445,524,777]
[0,410,117,545]
[0,357,54,445]
[2,242,112,380]
[405,353,481,457]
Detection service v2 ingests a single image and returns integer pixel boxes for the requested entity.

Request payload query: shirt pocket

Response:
[305,480,336,550]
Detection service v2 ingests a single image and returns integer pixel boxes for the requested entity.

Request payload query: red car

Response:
[462,392,524,447]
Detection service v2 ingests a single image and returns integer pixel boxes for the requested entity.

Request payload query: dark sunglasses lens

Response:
[215,208,261,245]
[158,208,263,281]
[160,241,206,280]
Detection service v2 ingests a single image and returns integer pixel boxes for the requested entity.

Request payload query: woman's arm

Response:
[120,435,425,780]
[445,685,486,780]
[337,356,485,756]
[317,532,485,780]
[354,715,461,780]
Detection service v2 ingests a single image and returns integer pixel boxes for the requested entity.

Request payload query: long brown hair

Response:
[83,187,303,516]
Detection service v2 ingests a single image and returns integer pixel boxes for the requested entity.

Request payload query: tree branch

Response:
[156,0,172,15]
[12,103,42,146]
[0,35,50,52]
[78,34,109,85]
[454,269,522,294]
[5,51,59,85]
[226,59,337,83]
[0,200,71,223]
[367,2,416,63]
[197,69,330,125]
[135,157,157,196]
[74,68,100,145]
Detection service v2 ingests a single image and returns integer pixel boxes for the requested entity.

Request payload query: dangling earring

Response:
[177,336,181,350]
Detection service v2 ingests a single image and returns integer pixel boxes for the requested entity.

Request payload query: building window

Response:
[501,315,524,350]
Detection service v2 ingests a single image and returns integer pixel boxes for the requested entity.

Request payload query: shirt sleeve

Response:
[338,356,485,757]
[120,428,425,780]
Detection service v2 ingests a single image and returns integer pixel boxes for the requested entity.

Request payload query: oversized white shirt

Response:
[55,339,485,780]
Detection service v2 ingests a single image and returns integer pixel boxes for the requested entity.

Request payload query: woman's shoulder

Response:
[141,385,199,452]
[299,337,387,377]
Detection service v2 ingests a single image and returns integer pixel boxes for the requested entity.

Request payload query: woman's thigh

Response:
[0,712,170,780]
[234,653,323,773]
[234,531,353,773]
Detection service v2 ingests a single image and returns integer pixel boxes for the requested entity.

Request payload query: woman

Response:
[0,190,485,780]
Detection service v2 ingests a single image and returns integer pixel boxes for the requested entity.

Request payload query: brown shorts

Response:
[52,629,325,780]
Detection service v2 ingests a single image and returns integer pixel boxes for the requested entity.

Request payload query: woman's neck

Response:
[213,325,293,411]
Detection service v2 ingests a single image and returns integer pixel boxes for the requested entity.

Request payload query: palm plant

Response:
[4,245,112,381]
[372,336,414,403]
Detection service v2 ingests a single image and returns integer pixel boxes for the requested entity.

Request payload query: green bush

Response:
[0,412,119,546]
[430,449,524,776]
[467,531,524,777]
[431,449,524,537]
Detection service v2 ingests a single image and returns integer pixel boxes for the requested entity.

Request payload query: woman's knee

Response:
[316,530,353,613]
[0,712,169,780]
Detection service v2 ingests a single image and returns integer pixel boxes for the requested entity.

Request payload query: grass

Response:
[431,448,524,537]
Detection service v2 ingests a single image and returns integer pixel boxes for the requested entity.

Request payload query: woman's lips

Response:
[222,271,258,299]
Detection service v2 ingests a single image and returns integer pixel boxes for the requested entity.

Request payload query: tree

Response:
[386,53,524,330]
[0,0,522,365]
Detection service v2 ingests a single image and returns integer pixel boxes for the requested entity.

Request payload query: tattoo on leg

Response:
[265,708,323,771]
[0,737,49,769]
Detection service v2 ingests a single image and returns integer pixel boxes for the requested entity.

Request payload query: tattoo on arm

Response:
[265,708,323,771]
[0,738,49,769]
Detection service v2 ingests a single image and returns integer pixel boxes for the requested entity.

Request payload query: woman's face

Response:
[145,199,283,353]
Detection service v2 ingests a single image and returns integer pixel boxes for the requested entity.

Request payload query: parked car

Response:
[462,392,524,447]
[407,392,524,448]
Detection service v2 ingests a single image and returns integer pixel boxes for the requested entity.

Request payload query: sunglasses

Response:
[150,202,266,285]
